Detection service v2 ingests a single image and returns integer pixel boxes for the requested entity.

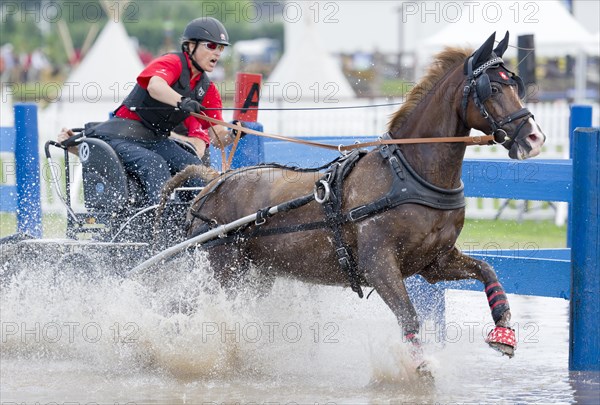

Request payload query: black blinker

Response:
[477,74,492,101]
[514,75,525,99]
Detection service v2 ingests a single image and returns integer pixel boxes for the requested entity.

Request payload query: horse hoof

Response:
[416,361,434,381]
[486,326,516,358]
[488,341,515,358]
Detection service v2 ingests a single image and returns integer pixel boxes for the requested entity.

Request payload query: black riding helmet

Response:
[182,17,229,72]
[182,17,230,46]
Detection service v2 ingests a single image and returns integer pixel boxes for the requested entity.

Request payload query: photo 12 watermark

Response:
[198,321,340,345]
[199,1,340,24]
[1,81,138,104]
[1,402,138,405]
[409,320,540,345]
[1,1,139,24]
[401,1,540,24]
[1,321,140,344]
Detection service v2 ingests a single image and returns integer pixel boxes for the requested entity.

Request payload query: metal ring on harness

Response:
[314,180,331,204]
[493,128,510,145]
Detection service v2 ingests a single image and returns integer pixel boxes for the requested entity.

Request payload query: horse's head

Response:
[461,32,545,160]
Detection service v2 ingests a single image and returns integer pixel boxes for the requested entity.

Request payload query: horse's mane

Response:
[388,47,472,131]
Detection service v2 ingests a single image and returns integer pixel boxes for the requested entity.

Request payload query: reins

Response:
[191,112,495,171]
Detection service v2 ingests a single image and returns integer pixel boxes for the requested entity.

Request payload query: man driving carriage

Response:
[60,17,244,205]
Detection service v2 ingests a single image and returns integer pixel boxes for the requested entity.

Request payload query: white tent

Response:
[41,21,144,141]
[416,0,599,102]
[267,3,355,101]
[419,0,598,58]
[258,3,360,136]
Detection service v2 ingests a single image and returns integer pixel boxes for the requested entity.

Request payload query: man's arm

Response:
[147,76,184,106]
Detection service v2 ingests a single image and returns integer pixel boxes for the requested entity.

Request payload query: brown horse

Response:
[167,32,545,376]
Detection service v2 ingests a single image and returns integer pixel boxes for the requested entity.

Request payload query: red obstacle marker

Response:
[233,73,262,123]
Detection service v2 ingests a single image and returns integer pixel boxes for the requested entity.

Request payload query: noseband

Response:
[461,55,533,148]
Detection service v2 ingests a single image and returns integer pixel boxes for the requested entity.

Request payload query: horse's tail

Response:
[160,164,220,205]
[153,164,220,246]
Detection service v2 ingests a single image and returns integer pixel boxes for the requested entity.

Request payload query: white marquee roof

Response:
[41,21,144,140]
[421,0,599,58]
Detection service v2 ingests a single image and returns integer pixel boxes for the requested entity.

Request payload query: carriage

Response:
[1,123,197,279]
[1,32,546,379]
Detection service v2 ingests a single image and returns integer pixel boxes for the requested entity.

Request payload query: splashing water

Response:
[1,250,595,403]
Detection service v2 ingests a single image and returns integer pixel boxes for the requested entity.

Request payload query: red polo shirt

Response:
[115,52,223,146]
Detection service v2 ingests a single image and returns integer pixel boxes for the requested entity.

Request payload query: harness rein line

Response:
[192,112,495,152]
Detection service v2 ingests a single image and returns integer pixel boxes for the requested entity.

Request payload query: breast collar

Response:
[346,134,465,221]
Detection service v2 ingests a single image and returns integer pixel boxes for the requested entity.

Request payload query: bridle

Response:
[461,55,533,149]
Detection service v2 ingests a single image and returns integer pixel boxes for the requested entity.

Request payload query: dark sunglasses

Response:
[200,42,225,52]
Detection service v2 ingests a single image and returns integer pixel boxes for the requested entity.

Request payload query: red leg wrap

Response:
[485,326,517,349]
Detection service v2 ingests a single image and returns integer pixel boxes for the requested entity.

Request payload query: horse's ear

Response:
[472,32,496,68]
[494,31,510,58]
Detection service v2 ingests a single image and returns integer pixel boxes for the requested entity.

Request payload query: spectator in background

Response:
[0,43,16,83]
[18,51,31,82]
[29,48,51,82]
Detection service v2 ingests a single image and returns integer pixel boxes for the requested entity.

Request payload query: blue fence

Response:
[0,104,42,237]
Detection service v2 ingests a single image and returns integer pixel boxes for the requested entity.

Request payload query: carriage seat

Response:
[79,137,146,213]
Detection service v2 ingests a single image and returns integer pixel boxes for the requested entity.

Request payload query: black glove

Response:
[177,97,204,114]
[230,120,248,139]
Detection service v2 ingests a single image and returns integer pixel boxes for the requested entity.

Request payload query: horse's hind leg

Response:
[421,247,516,357]
[360,246,432,378]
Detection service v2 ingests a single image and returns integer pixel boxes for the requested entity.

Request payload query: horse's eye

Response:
[491,86,500,94]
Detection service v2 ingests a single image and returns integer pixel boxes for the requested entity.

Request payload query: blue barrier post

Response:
[568,105,593,158]
[230,121,264,169]
[569,127,599,372]
[567,105,593,247]
[210,122,265,170]
[14,103,42,238]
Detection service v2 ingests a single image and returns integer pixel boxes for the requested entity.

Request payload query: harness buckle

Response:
[338,256,350,268]
[255,208,271,225]
[348,205,368,222]
[387,155,405,180]
[336,247,350,263]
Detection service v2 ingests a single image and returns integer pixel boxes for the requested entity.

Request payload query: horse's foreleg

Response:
[359,245,431,378]
[422,247,516,357]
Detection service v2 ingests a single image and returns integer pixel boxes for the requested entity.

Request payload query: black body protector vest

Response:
[121,52,211,138]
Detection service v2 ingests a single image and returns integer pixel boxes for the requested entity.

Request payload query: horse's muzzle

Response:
[508,118,546,160]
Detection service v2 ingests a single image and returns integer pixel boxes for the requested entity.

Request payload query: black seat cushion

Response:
[79,138,145,212]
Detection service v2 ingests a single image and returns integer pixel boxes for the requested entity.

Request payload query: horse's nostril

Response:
[528,134,539,143]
